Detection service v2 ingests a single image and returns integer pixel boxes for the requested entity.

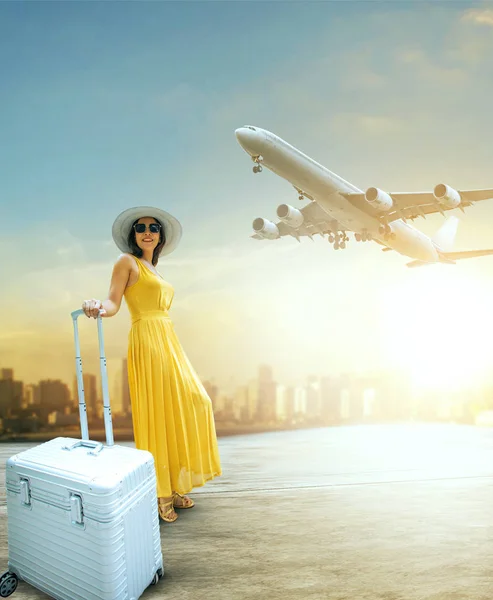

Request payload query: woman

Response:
[82,205,222,522]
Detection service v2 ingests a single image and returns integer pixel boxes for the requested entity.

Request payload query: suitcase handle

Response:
[71,309,114,447]
[62,440,104,456]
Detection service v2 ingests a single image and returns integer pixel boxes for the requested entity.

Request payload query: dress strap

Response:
[130,255,148,274]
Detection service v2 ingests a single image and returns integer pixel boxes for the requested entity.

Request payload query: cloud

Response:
[395,48,467,86]
[331,113,407,136]
[398,50,425,65]
[338,50,388,92]
[461,8,493,26]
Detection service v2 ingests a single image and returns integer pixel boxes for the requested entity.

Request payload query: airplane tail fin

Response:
[432,215,459,252]
[405,215,493,266]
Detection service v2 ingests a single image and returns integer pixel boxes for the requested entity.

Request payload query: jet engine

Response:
[365,187,394,211]
[433,183,461,209]
[252,217,280,239]
[276,204,304,228]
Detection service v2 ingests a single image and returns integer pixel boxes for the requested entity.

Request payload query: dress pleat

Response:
[124,255,221,498]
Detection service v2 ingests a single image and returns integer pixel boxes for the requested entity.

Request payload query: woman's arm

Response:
[82,254,134,318]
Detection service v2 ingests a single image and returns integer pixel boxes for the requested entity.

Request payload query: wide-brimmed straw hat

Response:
[111,206,182,257]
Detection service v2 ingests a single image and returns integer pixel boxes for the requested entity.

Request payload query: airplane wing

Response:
[250,201,334,240]
[341,189,493,223]
[440,249,493,260]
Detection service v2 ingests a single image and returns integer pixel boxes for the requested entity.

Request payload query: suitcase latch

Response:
[20,479,31,506]
[70,494,84,525]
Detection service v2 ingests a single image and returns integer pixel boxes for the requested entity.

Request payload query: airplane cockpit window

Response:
[244,126,256,131]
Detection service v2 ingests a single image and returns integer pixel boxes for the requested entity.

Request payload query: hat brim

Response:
[112,206,182,257]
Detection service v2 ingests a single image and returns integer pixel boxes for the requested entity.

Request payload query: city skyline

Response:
[2,358,492,442]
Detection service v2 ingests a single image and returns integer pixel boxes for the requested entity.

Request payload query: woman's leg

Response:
[173,492,195,509]
[158,496,178,522]
[157,491,194,522]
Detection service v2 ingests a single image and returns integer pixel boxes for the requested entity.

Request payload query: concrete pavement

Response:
[1,423,492,599]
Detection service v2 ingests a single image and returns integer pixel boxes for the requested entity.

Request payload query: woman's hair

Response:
[127,218,166,266]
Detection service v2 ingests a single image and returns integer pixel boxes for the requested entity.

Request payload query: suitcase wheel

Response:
[0,572,18,598]
[150,568,163,586]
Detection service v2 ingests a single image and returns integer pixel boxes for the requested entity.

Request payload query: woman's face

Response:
[134,217,161,254]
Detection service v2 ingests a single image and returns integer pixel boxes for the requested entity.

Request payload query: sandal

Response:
[173,492,195,509]
[158,497,178,522]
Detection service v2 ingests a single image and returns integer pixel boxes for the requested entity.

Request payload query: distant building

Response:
[337,374,365,421]
[373,372,412,421]
[39,379,71,420]
[247,379,259,422]
[257,365,276,423]
[203,380,219,412]
[234,385,249,422]
[320,377,341,423]
[0,369,23,418]
[24,384,41,408]
[294,386,307,421]
[275,384,287,421]
[48,411,80,428]
[305,376,321,421]
[363,388,376,419]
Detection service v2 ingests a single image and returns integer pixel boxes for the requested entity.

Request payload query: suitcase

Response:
[1,309,163,600]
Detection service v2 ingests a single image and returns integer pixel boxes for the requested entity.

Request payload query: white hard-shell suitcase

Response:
[1,309,163,600]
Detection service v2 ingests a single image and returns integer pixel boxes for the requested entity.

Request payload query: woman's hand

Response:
[82,298,107,318]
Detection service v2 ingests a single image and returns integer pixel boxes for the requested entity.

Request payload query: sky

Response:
[2,0,493,397]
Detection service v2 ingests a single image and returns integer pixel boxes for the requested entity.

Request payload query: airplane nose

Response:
[235,127,252,144]
[235,126,263,154]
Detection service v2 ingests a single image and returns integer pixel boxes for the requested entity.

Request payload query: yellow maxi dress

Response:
[123,255,222,498]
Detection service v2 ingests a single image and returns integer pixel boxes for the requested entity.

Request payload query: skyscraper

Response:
[1,369,13,381]
[38,379,71,419]
[0,369,23,418]
[24,384,41,409]
[305,375,321,420]
[257,364,276,423]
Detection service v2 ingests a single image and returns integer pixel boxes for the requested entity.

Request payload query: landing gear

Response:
[379,223,395,241]
[355,230,373,242]
[0,572,18,598]
[252,156,263,173]
[329,231,349,250]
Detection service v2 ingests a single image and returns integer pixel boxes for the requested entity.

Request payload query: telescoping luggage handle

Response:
[67,308,114,451]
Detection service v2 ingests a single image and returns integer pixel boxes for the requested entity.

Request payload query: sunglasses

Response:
[134,223,161,234]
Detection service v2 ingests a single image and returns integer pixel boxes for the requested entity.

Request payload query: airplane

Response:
[235,125,493,267]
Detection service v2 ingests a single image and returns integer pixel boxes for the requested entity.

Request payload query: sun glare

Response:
[380,267,493,391]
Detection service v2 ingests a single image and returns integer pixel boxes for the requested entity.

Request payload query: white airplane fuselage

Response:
[235,126,440,262]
